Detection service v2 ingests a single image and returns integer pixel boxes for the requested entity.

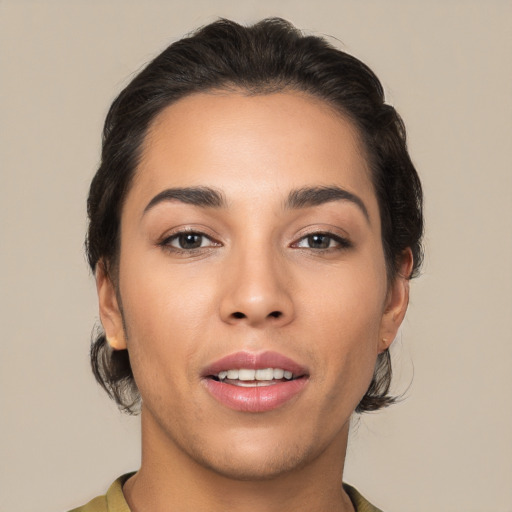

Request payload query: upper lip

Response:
[202,350,309,378]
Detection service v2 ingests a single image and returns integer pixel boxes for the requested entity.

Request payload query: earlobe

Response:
[378,249,413,353]
[96,261,127,351]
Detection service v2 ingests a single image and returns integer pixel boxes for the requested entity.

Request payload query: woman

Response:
[74,17,423,512]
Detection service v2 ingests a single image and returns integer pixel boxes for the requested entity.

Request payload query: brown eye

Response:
[175,233,204,249]
[306,234,331,249]
[162,231,217,251]
[294,232,351,250]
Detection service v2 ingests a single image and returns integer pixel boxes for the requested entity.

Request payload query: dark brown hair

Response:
[86,17,423,414]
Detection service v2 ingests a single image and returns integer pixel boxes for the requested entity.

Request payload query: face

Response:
[98,91,410,480]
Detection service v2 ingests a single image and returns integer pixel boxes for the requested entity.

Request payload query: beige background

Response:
[1,1,511,511]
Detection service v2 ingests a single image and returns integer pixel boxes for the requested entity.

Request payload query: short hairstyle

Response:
[86,17,423,414]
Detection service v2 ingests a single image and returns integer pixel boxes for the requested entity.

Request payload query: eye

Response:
[161,231,219,251]
[294,232,351,250]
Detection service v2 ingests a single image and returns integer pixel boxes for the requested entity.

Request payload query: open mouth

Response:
[202,351,309,412]
[208,367,303,387]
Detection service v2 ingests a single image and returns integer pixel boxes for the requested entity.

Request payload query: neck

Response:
[123,407,355,512]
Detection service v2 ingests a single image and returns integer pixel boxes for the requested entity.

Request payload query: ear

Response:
[96,261,127,350]
[378,249,414,353]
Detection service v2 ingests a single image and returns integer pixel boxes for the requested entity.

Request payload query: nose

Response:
[219,246,295,328]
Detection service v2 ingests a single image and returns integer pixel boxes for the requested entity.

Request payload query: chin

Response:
[194,445,313,482]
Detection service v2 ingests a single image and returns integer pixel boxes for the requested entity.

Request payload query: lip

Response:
[202,351,309,413]
[202,350,308,376]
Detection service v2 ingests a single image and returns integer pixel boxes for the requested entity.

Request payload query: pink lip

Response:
[202,351,309,413]
[203,350,308,376]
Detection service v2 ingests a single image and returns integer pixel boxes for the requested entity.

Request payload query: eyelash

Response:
[159,229,220,254]
[291,232,352,251]
[158,229,352,254]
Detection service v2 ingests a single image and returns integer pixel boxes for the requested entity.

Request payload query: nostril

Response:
[230,311,283,320]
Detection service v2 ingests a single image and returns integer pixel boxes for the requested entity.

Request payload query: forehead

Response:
[131,91,376,215]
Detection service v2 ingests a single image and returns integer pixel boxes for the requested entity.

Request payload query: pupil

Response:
[309,234,329,249]
[179,233,202,249]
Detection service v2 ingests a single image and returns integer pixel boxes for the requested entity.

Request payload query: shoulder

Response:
[343,483,385,512]
[67,473,134,512]
[68,495,107,512]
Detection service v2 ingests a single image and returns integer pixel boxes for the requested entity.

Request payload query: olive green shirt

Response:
[69,473,383,512]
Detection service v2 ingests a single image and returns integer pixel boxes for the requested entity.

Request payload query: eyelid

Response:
[291,224,352,245]
[291,232,352,250]
[168,233,217,249]
[158,226,222,249]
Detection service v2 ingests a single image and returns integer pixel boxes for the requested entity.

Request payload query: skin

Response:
[97,91,412,512]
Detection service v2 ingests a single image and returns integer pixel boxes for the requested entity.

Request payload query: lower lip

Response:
[203,378,308,412]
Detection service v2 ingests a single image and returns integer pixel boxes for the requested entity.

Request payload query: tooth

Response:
[233,381,277,387]
[227,369,239,380]
[238,369,255,381]
[273,368,284,379]
[255,368,274,380]
[283,371,293,380]
[218,371,227,380]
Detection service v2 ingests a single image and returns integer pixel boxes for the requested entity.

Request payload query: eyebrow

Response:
[286,186,370,222]
[143,184,369,222]
[143,186,226,214]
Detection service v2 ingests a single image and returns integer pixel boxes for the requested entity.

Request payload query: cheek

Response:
[301,259,387,391]
[120,240,215,334]
[314,298,382,379]
[116,252,218,392]
[308,308,382,420]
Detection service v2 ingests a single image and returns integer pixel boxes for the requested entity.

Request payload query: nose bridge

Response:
[219,233,294,326]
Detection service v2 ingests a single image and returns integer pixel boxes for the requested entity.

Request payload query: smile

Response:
[202,351,309,412]
[212,368,295,386]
